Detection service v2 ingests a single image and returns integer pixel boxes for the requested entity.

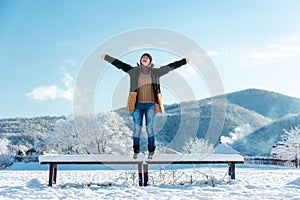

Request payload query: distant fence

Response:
[245,157,299,167]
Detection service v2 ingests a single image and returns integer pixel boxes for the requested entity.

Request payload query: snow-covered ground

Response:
[1,163,300,199]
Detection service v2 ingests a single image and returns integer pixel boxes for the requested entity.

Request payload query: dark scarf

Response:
[140,64,152,74]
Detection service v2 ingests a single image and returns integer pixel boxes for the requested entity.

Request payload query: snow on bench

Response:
[145,153,244,164]
[39,153,244,165]
[39,154,144,165]
[39,152,244,187]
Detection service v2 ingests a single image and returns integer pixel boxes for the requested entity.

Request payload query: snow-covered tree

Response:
[182,138,213,154]
[47,117,78,154]
[0,138,14,169]
[46,112,132,155]
[271,126,300,165]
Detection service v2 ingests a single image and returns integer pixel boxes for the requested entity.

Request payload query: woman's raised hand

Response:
[101,54,107,60]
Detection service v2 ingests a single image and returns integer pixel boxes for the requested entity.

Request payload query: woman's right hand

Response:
[101,54,107,60]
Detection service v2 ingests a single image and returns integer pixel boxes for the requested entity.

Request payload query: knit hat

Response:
[140,53,152,64]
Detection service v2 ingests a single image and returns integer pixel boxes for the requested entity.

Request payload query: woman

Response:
[101,53,189,158]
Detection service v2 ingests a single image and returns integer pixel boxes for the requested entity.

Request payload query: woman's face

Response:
[141,55,151,66]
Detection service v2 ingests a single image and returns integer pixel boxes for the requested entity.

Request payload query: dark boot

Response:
[133,145,140,159]
[148,145,156,159]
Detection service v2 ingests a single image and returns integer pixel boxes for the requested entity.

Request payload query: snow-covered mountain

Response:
[1,88,300,157]
[226,88,300,119]
[115,88,300,155]
[232,113,300,156]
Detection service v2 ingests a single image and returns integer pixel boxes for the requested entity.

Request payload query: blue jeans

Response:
[131,103,156,151]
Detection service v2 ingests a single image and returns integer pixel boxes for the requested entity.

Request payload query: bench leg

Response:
[49,164,54,186]
[53,164,58,184]
[228,163,235,180]
[138,163,143,186]
[143,164,148,186]
[48,163,58,186]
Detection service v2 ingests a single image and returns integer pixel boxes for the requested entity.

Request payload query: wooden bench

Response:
[39,153,244,186]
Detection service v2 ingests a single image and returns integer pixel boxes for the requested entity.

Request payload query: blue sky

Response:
[1,0,300,118]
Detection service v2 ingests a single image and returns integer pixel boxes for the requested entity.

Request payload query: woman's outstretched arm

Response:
[155,58,189,76]
[102,54,134,73]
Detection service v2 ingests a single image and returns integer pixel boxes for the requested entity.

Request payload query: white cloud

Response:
[207,50,219,56]
[26,73,74,102]
[206,49,234,58]
[204,36,300,67]
[276,35,300,43]
[269,44,300,56]
[176,64,198,77]
[242,43,300,64]
[59,59,78,73]
[26,85,73,101]
[176,50,224,78]
[60,59,78,67]
[61,73,74,88]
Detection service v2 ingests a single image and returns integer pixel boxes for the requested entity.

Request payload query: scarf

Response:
[140,64,152,74]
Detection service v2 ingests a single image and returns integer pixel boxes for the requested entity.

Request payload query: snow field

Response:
[1,164,300,199]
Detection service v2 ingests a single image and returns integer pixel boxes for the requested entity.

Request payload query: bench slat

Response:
[39,154,244,165]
